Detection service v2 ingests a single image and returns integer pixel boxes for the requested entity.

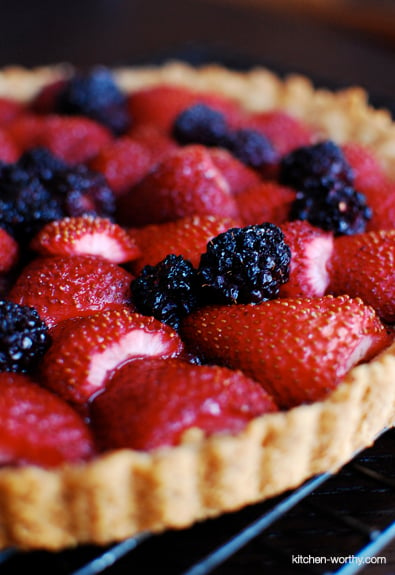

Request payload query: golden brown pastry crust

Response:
[0,61,394,550]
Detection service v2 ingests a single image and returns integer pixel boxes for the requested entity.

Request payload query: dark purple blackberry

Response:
[290,185,371,235]
[225,128,278,174]
[17,147,67,181]
[47,164,116,219]
[173,104,229,147]
[131,255,201,329]
[0,172,63,242]
[279,140,354,193]
[198,223,291,304]
[55,68,131,135]
[0,300,50,372]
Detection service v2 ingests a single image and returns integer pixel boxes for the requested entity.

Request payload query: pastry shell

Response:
[0,62,394,550]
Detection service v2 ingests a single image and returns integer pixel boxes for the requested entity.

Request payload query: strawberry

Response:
[342,142,386,193]
[0,97,23,126]
[6,113,45,151]
[128,85,200,132]
[30,215,141,263]
[9,254,133,327]
[128,123,178,162]
[208,148,262,195]
[89,137,152,195]
[0,127,19,162]
[279,220,334,298]
[117,145,239,227]
[40,307,184,404]
[327,230,395,322]
[129,214,239,273]
[29,79,67,114]
[38,115,113,164]
[248,110,314,156]
[235,181,296,226]
[0,227,19,272]
[90,357,278,451]
[181,295,390,408]
[0,372,95,468]
[362,179,395,232]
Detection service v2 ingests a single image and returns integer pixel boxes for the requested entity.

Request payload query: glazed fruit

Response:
[181,295,391,408]
[0,372,95,468]
[40,307,183,404]
[90,358,278,451]
[9,254,132,327]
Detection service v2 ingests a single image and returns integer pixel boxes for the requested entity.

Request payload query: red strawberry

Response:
[117,145,239,227]
[41,307,184,404]
[128,123,178,162]
[89,137,152,195]
[6,114,44,151]
[30,216,141,263]
[208,148,262,195]
[128,85,200,132]
[181,295,390,408]
[327,230,395,322]
[0,372,95,468]
[90,357,278,451]
[342,142,386,193]
[236,181,296,226]
[362,179,395,232]
[129,214,239,273]
[0,228,19,272]
[9,254,133,327]
[248,110,314,155]
[0,97,23,126]
[29,79,67,114]
[0,127,19,162]
[38,115,113,164]
[279,221,334,298]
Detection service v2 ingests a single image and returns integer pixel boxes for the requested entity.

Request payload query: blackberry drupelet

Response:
[131,254,201,329]
[173,104,229,147]
[198,223,291,304]
[0,301,50,372]
[225,128,278,174]
[279,140,354,193]
[290,185,371,235]
[55,68,131,135]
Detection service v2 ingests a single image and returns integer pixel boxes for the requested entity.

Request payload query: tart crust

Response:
[0,61,394,550]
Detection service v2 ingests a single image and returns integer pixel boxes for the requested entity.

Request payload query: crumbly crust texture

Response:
[0,61,394,550]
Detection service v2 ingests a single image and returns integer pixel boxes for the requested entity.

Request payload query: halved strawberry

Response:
[89,137,152,195]
[248,110,314,155]
[128,123,178,162]
[327,230,395,322]
[279,220,334,298]
[235,181,296,226]
[9,254,133,327]
[38,115,113,164]
[181,295,390,408]
[129,214,239,273]
[41,307,184,404]
[90,357,278,451]
[31,215,141,263]
[208,148,262,195]
[117,145,239,227]
[0,228,19,273]
[0,372,95,468]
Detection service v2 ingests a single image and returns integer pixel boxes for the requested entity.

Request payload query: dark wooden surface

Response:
[0,1,394,573]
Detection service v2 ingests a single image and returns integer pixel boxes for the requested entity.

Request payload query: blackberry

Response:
[17,147,67,181]
[55,68,131,135]
[198,223,291,304]
[0,301,50,372]
[48,164,116,219]
[280,140,354,193]
[173,104,229,147]
[225,128,278,173]
[0,171,63,242]
[131,255,201,329]
[290,185,371,235]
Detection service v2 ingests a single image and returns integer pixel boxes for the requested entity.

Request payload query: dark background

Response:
[1,1,395,573]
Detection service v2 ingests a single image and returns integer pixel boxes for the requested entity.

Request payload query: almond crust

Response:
[0,61,394,550]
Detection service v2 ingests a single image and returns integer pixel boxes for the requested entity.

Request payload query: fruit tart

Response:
[0,61,394,550]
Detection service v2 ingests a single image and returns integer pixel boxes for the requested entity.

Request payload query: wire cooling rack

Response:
[0,428,394,575]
